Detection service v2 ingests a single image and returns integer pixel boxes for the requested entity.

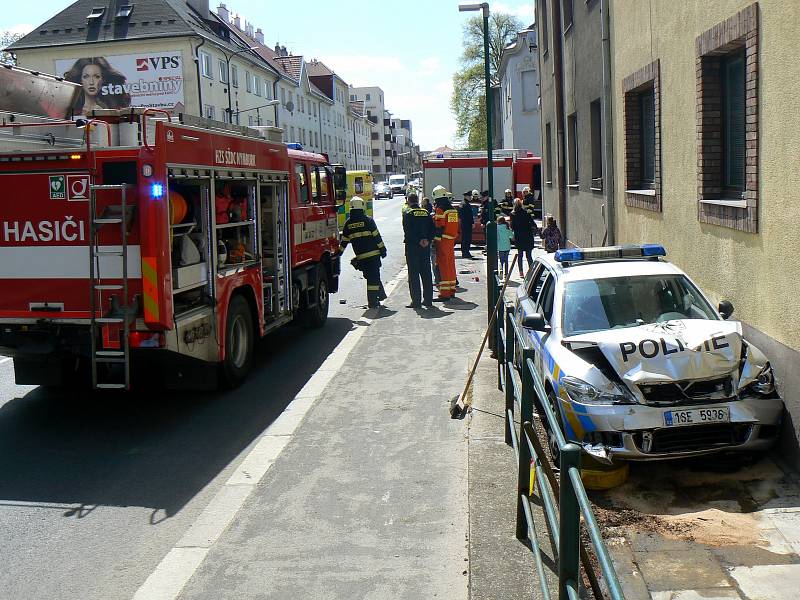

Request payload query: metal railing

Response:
[493,275,625,600]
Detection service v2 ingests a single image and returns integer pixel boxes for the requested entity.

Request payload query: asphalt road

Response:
[0,194,408,600]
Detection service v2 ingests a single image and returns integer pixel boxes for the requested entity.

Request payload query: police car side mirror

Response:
[522,312,549,332]
[718,300,734,320]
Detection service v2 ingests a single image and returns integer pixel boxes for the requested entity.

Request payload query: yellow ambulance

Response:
[337,170,374,228]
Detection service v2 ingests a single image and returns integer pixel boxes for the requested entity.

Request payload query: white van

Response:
[388,174,407,196]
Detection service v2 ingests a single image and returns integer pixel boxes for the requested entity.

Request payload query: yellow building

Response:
[611,1,800,459]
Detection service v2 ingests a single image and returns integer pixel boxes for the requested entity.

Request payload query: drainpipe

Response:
[193,37,206,116]
[272,79,280,128]
[550,0,567,239]
[600,0,615,245]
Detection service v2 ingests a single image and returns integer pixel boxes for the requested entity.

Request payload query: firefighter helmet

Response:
[431,185,451,200]
[504,189,512,195]
[350,196,365,210]
[471,189,479,197]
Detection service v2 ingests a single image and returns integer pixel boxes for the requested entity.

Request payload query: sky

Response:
[0,0,536,150]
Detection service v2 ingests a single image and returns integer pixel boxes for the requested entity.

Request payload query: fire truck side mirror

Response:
[333,165,347,204]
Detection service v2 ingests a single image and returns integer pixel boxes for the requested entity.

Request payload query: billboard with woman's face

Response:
[55,51,184,115]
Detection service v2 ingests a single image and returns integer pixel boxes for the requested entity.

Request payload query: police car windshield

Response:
[562,274,718,336]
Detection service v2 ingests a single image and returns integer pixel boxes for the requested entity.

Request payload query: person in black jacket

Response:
[402,192,435,308]
[510,198,538,278]
[340,196,387,308]
[458,192,475,258]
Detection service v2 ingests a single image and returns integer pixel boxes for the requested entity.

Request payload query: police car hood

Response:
[563,319,742,385]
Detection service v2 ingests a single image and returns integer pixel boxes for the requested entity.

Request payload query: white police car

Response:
[514,244,782,462]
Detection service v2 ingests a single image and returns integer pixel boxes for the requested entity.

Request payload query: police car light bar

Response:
[554,244,666,263]
[286,143,303,150]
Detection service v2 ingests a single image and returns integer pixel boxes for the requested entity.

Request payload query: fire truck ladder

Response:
[89,183,132,390]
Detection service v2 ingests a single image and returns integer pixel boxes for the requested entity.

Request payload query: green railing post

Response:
[504,310,515,446]
[519,348,536,436]
[516,420,532,541]
[558,444,582,600]
[487,222,498,354]
[496,301,505,388]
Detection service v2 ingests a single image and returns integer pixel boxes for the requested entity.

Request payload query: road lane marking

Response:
[133,266,409,600]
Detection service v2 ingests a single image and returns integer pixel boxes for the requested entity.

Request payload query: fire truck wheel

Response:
[304,267,329,328]
[222,294,254,388]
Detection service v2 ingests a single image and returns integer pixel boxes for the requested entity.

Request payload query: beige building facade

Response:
[611,0,800,460]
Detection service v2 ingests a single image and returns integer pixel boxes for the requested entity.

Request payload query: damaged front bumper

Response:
[568,395,783,462]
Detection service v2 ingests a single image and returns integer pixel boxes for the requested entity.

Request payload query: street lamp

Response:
[459,2,497,344]
[223,45,258,123]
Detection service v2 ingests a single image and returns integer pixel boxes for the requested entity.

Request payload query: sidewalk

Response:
[173,256,507,599]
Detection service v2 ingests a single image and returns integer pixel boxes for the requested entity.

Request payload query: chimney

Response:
[245,21,254,38]
[216,3,229,22]
[281,46,287,57]
[255,28,264,44]
[274,43,281,53]
[186,0,210,19]
[233,14,241,29]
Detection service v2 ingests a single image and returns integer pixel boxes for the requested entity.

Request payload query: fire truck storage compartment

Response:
[168,177,212,317]
[259,179,290,320]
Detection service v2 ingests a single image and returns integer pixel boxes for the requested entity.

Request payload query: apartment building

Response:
[496,26,541,155]
[10,0,282,127]
[350,86,388,178]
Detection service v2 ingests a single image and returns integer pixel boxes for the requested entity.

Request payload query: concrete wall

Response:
[536,0,607,246]
[612,0,800,465]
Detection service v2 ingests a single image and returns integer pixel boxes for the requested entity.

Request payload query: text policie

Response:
[618,334,731,363]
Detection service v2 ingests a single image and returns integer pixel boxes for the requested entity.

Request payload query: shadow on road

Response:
[0,318,353,519]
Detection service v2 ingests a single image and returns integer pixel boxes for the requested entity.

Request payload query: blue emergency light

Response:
[151,182,164,199]
[286,143,303,151]
[554,244,666,263]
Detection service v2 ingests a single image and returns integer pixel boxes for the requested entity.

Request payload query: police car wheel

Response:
[545,389,562,468]
[222,295,254,388]
[304,268,329,328]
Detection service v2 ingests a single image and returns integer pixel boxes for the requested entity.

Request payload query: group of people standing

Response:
[339,185,565,310]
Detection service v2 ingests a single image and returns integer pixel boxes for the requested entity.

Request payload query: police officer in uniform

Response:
[340,196,387,308]
[402,192,435,308]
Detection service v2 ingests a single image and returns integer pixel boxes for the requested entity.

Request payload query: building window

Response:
[264,82,272,99]
[281,87,286,104]
[722,52,746,193]
[219,59,228,84]
[200,51,213,79]
[254,75,261,96]
[248,115,254,126]
[562,0,573,32]
[540,0,549,56]
[223,110,231,124]
[366,93,371,101]
[590,99,603,188]
[313,102,317,117]
[567,113,578,185]
[622,59,661,211]
[300,97,305,113]
[204,104,215,119]
[521,70,537,112]
[696,4,758,232]
[245,71,252,93]
[231,65,238,88]
[639,90,655,187]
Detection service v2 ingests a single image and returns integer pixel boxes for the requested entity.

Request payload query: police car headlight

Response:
[561,376,632,405]
[749,364,776,396]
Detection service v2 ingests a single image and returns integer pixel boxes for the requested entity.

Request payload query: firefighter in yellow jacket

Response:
[431,185,459,301]
[340,196,387,308]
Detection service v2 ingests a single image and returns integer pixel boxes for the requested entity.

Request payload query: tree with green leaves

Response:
[451,12,523,150]
[1,31,25,65]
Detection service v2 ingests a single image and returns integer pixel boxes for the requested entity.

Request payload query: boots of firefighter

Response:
[362,257,383,308]
[436,239,457,299]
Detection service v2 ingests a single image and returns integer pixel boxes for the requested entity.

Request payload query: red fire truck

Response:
[0,106,343,390]
[423,151,542,245]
